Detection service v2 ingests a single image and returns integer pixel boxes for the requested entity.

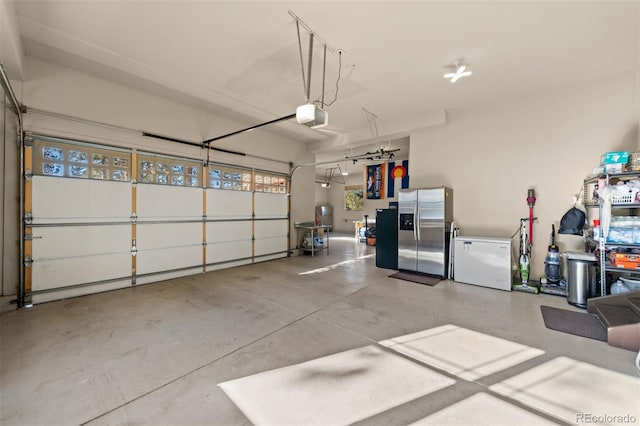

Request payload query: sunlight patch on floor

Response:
[379,324,545,380]
[489,357,640,425]
[330,235,365,242]
[298,254,374,275]
[219,345,455,426]
[409,392,559,426]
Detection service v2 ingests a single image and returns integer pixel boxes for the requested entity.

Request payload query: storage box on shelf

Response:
[583,171,640,297]
[609,251,640,270]
[601,151,630,164]
[630,152,640,171]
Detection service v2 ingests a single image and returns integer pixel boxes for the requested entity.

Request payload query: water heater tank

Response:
[315,205,333,230]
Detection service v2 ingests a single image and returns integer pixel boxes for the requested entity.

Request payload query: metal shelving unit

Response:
[295,224,330,257]
[584,171,640,296]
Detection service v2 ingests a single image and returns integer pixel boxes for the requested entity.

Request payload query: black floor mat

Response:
[540,305,607,342]
[389,271,440,286]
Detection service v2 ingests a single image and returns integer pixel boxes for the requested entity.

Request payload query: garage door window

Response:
[255,173,287,194]
[35,139,131,182]
[209,166,251,191]
[138,154,201,187]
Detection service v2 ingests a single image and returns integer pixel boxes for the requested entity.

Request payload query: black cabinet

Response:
[375,209,398,270]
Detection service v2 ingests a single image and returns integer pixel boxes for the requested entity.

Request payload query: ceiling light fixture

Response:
[444,61,472,83]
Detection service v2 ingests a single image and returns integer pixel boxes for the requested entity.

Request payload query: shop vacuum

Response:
[540,224,566,296]
[539,203,587,297]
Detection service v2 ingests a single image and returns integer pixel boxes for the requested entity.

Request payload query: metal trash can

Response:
[565,252,598,308]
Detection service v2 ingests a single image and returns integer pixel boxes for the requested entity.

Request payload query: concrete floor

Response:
[1,233,638,425]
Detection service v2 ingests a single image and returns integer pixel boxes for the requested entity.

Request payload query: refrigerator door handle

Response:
[415,205,420,240]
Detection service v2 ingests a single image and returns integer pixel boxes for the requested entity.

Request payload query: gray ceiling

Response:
[9,1,640,158]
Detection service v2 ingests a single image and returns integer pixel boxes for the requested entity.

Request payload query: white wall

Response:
[23,58,295,164]
[409,71,639,279]
[0,0,24,78]
[290,155,315,239]
[315,182,329,206]
[1,83,20,299]
[1,0,23,300]
[319,162,405,234]
[1,84,6,296]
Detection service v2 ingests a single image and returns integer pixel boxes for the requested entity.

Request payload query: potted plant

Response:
[365,226,376,246]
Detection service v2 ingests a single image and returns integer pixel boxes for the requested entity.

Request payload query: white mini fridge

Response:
[454,236,512,291]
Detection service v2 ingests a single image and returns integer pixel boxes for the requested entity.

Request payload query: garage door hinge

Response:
[24,233,41,241]
[24,213,32,225]
[24,256,33,267]
[202,241,207,246]
[130,213,137,223]
[24,137,34,146]
[24,170,33,180]
[131,246,138,256]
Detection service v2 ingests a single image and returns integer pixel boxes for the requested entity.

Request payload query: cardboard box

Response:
[610,252,640,269]
[592,163,628,176]
[601,151,629,165]
[630,152,640,171]
[604,163,626,173]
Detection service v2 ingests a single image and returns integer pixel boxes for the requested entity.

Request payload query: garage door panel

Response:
[254,192,287,218]
[206,259,252,272]
[206,221,252,264]
[135,268,202,285]
[207,190,252,219]
[31,279,132,304]
[255,253,287,262]
[32,225,130,259]
[137,185,202,219]
[207,241,253,264]
[136,223,202,250]
[136,246,202,275]
[254,220,288,239]
[32,176,131,223]
[254,237,287,256]
[32,253,131,291]
[254,218,287,256]
[206,221,252,243]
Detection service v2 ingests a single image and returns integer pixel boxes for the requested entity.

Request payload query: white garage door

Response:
[254,191,288,261]
[24,136,290,303]
[134,153,205,284]
[28,137,134,303]
[205,187,253,271]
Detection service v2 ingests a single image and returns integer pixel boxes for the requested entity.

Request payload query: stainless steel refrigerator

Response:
[398,187,453,278]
